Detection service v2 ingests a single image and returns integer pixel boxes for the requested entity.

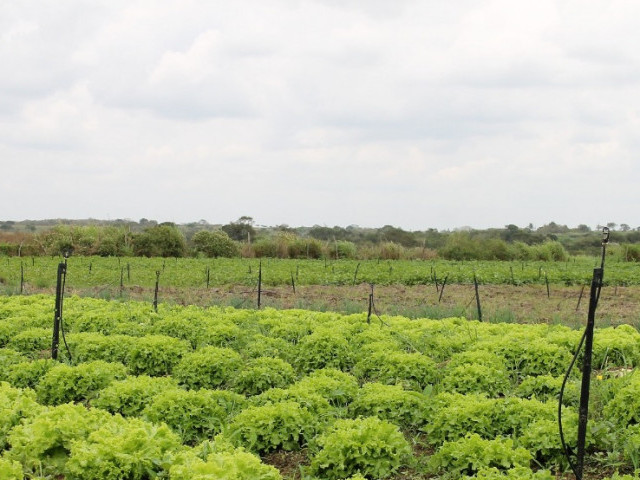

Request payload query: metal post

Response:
[153,270,160,312]
[257,261,262,309]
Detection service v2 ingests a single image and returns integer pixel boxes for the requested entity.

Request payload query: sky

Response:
[1,0,639,231]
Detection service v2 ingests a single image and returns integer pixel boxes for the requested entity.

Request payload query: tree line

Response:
[1,218,639,261]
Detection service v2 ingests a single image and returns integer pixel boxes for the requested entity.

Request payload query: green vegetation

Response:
[0,294,638,478]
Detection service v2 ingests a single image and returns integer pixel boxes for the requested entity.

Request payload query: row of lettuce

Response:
[3,256,640,290]
[1,295,640,479]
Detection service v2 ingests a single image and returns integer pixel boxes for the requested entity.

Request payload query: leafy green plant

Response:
[309,416,411,480]
[441,363,511,397]
[173,346,242,389]
[290,368,360,407]
[429,434,531,477]
[36,360,128,405]
[5,358,56,389]
[604,372,640,427]
[169,445,282,480]
[349,382,428,428]
[6,403,112,477]
[143,388,246,445]
[354,350,437,391]
[295,329,353,373]
[7,327,51,357]
[225,401,315,453]
[515,374,579,405]
[467,466,554,480]
[0,381,44,449]
[0,457,23,480]
[65,416,181,480]
[66,332,136,364]
[91,375,178,416]
[232,356,295,395]
[127,334,191,376]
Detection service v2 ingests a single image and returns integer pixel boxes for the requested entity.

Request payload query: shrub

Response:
[92,375,178,417]
[232,357,296,395]
[173,346,242,390]
[66,416,181,480]
[309,417,411,480]
[429,434,531,477]
[349,383,428,428]
[127,334,191,376]
[143,388,246,445]
[36,360,128,405]
[225,401,315,453]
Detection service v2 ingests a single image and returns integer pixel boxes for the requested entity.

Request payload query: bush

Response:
[92,375,178,417]
[232,357,296,395]
[66,416,181,480]
[309,417,411,480]
[173,346,242,390]
[225,401,315,453]
[36,360,128,405]
[127,335,191,376]
[192,230,239,258]
[429,434,531,477]
[349,383,428,428]
[143,388,246,445]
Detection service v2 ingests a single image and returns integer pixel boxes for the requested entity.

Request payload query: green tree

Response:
[192,231,239,258]
[133,225,186,257]
[222,217,256,242]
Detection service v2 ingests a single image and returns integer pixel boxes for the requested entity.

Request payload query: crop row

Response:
[2,256,640,291]
[1,295,640,479]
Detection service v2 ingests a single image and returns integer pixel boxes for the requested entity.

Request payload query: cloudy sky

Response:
[1,0,639,230]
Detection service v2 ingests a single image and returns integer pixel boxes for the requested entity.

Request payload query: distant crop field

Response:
[1,256,638,291]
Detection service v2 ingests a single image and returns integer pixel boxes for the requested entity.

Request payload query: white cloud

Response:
[1,0,640,229]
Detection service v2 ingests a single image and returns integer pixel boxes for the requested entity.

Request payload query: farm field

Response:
[2,256,640,327]
[2,256,640,291]
[1,295,640,479]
